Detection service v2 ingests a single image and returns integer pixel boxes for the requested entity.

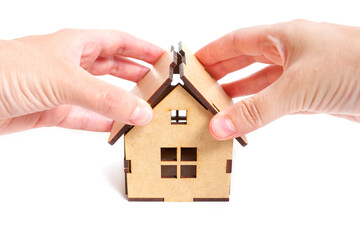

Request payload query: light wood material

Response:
[125,85,233,201]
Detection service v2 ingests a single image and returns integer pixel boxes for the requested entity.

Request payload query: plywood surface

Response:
[124,85,233,201]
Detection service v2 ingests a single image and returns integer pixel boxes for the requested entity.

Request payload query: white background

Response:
[1,0,360,239]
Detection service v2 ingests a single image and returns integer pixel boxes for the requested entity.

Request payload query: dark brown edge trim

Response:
[178,41,186,64]
[148,78,174,109]
[226,159,232,173]
[125,172,128,195]
[108,125,133,145]
[193,198,229,202]
[128,198,164,202]
[124,159,131,173]
[235,137,248,146]
[124,142,128,195]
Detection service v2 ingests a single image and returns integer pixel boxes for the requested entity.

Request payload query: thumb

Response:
[209,83,290,140]
[59,68,153,126]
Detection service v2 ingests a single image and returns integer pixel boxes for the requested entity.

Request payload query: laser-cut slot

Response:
[181,148,197,161]
[226,159,232,173]
[181,165,196,178]
[161,148,177,161]
[161,165,177,178]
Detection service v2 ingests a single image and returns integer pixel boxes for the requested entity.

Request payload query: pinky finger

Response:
[0,105,113,135]
[331,114,360,123]
[54,105,114,131]
[87,56,149,82]
[222,65,283,97]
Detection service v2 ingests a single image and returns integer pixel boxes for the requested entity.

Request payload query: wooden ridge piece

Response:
[108,48,176,145]
[178,42,247,147]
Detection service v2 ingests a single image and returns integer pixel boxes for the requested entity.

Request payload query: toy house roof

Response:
[108,43,247,147]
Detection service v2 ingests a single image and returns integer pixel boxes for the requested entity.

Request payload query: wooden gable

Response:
[124,84,233,201]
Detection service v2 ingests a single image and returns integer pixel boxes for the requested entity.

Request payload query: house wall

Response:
[124,85,233,201]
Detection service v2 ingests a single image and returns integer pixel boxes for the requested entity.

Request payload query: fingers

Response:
[0,105,113,135]
[204,55,256,80]
[61,67,153,126]
[222,65,283,97]
[54,105,114,131]
[331,114,360,123]
[77,29,165,65]
[196,25,286,77]
[35,105,114,131]
[86,56,150,82]
[204,54,274,80]
[209,77,290,140]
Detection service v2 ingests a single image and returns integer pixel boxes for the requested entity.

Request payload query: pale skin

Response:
[1,20,360,139]
[196,20,360,140]
[0,29,163,134]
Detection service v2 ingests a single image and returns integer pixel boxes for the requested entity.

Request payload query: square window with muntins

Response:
[171,110,187,124]
[181,165,196,178]
[161,148,177,161]
[161,165,177,178]
[181,148,197,161]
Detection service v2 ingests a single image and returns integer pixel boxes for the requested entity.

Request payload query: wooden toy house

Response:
[108,43,247,202]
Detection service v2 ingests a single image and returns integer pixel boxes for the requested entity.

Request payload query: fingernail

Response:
[211,116,236,139]
[129,102,153,125]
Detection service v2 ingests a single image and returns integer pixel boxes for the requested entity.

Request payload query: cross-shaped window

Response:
[161,147,197,179]
[171,110,187,124]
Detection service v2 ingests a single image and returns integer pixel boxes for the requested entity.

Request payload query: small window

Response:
[181,165,196,178]
[161,148,177,161]
[181,148,197,161]
[161,165,177,178]
[160,147,198,179]
[171,110,187,124]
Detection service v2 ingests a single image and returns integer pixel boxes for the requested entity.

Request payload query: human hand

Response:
[196,20,360,140]
[0,29,164,135]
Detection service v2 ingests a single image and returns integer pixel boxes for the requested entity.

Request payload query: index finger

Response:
[80,29,165,64]
[195,24,284,67]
